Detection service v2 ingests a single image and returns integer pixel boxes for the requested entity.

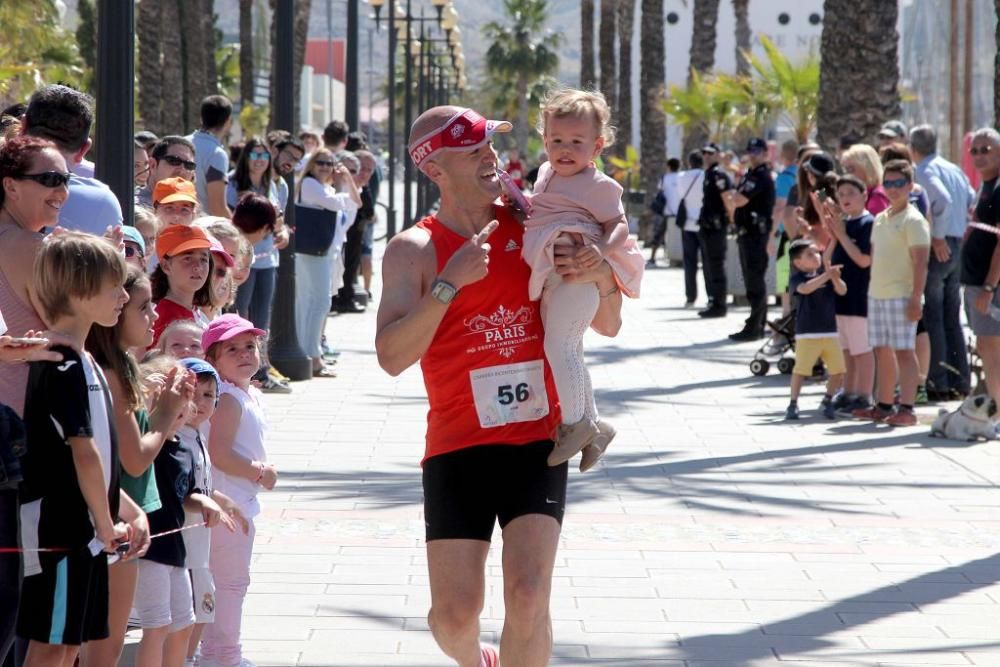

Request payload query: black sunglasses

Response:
[313,160,335,167]
[970,145,994,156]
[161,155,197,171]
[15,171,71,188]
[124,245,144,259]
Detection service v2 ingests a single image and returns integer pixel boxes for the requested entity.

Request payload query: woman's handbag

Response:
[293,200,338,256]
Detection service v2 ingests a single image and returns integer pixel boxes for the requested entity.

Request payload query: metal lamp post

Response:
[94,0,134,222]
[268,0,313,382]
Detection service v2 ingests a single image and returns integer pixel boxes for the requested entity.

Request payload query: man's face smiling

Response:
[275,146,304,176]
[433,142,501,204]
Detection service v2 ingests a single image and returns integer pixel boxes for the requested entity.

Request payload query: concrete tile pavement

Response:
[233,259,1000,665]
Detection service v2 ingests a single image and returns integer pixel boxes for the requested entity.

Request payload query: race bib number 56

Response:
[470,360,549,428]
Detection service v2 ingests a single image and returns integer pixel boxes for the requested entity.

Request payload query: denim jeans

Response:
[681,229,702,303]
[234,267,277,334]
[924,236,970,392]
[295,251,335,359]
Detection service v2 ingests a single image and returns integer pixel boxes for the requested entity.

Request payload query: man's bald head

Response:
[408,106,466,152]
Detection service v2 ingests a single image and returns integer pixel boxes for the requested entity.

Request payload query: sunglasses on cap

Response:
[14,171,71,188]
[248,150,271,161]
[882,177,910,189]
[970,145,994,156]
[161,154,197,171]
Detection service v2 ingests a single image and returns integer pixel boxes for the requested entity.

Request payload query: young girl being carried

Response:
[80,266,194,667]
[200,314,277,667]
[520,88,644,471]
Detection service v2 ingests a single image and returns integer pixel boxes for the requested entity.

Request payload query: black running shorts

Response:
[422,441,568,542]
[17,550,109,645]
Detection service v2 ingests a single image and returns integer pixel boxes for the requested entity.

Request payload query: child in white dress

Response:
[520,88,644,471]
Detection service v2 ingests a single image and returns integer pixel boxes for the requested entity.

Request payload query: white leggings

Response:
[541,274,600,425]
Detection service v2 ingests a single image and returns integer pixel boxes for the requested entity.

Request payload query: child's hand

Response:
[827,264,843,278]
[258,463,278,490]
[198,495,227,529]
[97,521,130,554]
[0,333,59,363]
[214,492,250,534]
[906,295,923,322]
[123,511,151,560]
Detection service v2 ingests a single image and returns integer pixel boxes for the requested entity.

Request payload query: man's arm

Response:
[375,222,498,376]
[206,181,232,218]
[553,246,623,337]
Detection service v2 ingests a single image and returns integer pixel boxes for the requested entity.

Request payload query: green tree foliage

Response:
[482,0,561,153]
[664,36,819,147]
[76,0,97,95]
[0,1,85,108]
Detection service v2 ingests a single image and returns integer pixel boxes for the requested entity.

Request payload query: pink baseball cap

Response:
[208,238,235,267]
[408,108,512,168]
[201,313,265,350]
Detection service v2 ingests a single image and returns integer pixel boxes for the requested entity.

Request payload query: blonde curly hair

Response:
[537,88,616,149]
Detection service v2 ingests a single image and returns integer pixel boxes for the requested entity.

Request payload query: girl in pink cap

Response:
[199,314,276,667]
[520,88,645,471]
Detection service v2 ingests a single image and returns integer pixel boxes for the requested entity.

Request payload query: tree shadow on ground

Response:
[660,552,1000,664]
[277,427,993,518]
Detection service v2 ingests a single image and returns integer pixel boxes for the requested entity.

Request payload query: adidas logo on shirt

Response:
[505,239,520,252]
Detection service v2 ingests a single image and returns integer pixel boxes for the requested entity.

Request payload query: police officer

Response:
[697,143,733,318]
[729,137,776,341]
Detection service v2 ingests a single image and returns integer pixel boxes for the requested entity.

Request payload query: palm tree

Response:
[137,0,163,131]
[0,3,85,108]
[615,0,635,159]
[581,0,596,88]
[160,0,184,134]
[240,0,255,105]
[733,0,751,76]
[182,0,209,131]
[599,0,616,115]
[639,0,665,241]
[482,0,561,153]
[684,0,720,154]
[816,0,900,148]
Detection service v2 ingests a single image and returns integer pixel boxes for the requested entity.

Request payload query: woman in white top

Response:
[294,148,362,375]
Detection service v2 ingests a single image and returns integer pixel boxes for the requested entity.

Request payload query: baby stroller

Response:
[749,312,797,376]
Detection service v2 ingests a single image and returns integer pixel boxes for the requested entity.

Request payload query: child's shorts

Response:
[190,567,216,623]
[17,550,109,645]
[868,297,917,350]
[793,337,846,376]
[133,560,195,631]
[836,315,871,356]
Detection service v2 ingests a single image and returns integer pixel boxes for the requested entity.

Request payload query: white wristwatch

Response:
[430,278,458,305]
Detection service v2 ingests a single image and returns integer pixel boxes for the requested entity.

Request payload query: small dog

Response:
[930,395,998,441]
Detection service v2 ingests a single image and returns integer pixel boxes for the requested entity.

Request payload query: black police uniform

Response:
[733,162,776,335]
[697,163,733,315]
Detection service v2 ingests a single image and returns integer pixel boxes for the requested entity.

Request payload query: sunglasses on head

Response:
[883,177,910,189]
[248,150,271,161]
[971,145,994,156]
[15,171,71,188]
[161,155,197,171]
[314,160,335,167]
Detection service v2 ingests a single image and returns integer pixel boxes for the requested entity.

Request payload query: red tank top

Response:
[417,206,561,462]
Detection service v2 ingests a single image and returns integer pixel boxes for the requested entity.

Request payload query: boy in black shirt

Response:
[786,240,847,420]
[18,232,137,666]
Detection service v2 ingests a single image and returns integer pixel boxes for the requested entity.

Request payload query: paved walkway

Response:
[233,255,1000,666]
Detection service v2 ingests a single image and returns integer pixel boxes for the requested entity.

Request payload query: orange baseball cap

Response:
[153,177,199,206]
[156,224,212,258]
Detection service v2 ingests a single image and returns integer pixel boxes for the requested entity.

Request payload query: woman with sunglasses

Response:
[0,134,72,665]
[227,137,289,393]
[962,128,1000,403]
[294,148,361,377]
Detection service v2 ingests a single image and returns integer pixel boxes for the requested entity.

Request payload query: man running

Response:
[375,106,623,666]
